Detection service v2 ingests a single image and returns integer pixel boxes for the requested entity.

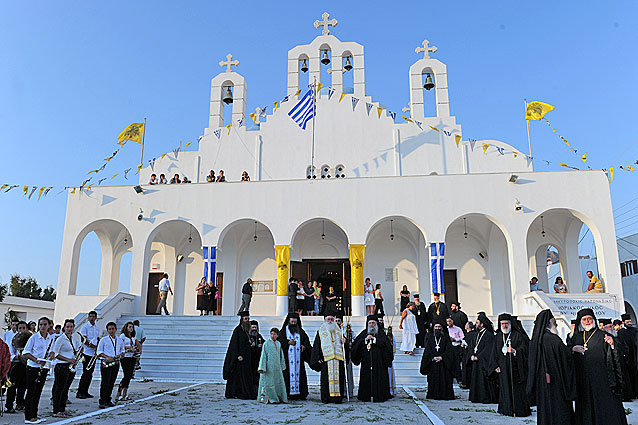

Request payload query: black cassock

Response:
[451,309,468,330]
[427,301,451,327]
[310,330,346,403]
[248,333,265,387]
[414,303,430,348]
[490,330,530,417]
[351,329,394,402]
[570,330,627,425]
[465,329,498,403]
[528,330,576,425]
[419,332,454,400]
[278,326,312,400]
[461,329,477,387]
[617,326,638,400]
[223,325,256,399]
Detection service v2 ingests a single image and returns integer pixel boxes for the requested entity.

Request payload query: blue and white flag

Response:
[98,178,107,185]
[351,97,359,111]
[365,102,373,115]
[328,87,335,100]
[149,158,156,171]
[389,111,396,120]
[259,106,267,118]
[430,242,445,294]
[496,147,504,155]
[173,147,180,159]
[214,129,221,139]
[414,120,423,130]
[281,95,289,103]
[237,117,244,127]
[469,139,476,151]
[288,87,316,130]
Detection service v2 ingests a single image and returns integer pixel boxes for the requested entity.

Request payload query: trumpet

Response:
[69,333,86,373]
[102,347,134,368]
[85,352,99,371]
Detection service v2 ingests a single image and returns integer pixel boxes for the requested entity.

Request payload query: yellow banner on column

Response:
[275,245,289,296]
[349,244,365,296]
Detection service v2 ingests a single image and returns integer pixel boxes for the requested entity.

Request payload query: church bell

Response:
[423,74,435,91]
[222,87,233,104]
[321,51,331,65]
[300,59,308,73]
[343,57,353,71]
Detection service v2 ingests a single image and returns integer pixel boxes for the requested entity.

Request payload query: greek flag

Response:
[430,242,445,294]
[288,86,316,130]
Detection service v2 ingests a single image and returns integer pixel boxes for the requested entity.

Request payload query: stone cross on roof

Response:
[219,53,239,73]
[314,12,338,36]
[415,40,437,59]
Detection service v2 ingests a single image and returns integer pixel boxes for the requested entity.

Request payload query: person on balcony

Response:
[585,271,603,293]
[553,276,568,293]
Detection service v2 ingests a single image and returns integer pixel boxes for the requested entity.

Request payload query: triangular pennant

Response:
[238,117,244,127]
[71,187,77,194]
[98,178,106,185]
[37,187,46,200]
[581,152,588,163]
[185,142,192,147]
[111,174,118,179]
[295,89,301,97]
[316,82,324,93]
[173,147,180,159]
[402,115,413,123]
[135,163,143,175]
[214,129,221,139]
[513,151,518,158]
[496,147,504,155]
[23,186,28,195]
[88,169,99,174]
[429,125,440,132]
[339,93,347,103]
[469,140,476,151]
[414,120,423,130]
[609,167,614,183]
[377,107,383,119]
[365,103,373,116]
[85,184,93,190]
[389,111,396,120]
[626,164,634,171]
[351,97,360,111]
[482,143,489,154]
[5,185,18,193]
[28,186,37,199]
[442,130,452,137]
[281,95,289,103]
[273,101,279,112]
[226,124,232,135]
[561,137,570,147]
[259,106,267,117]
[124,168,131,180]
[0,184,7,191]
[455,134,461,148]
[328,87,335,100]
[149,158,156,171]
[44,187,52,197]
[249,112,256,123]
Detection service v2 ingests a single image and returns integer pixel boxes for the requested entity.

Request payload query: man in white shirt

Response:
[2,318,18,347]
[97,321,124,408]
[400,302,419,355]
[77,310,100,399]
[133,319,145,370]
[156,273,173,315]
[22,317,54,424]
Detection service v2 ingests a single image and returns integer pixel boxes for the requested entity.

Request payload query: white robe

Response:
[400,310,418,352]
[286,328,301,395]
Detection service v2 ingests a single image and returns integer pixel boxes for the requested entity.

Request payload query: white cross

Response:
[314,12,338,35]
[219,53,239,72]
[415,40,438,59]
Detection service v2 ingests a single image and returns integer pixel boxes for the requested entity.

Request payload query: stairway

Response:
[117,314,537,386]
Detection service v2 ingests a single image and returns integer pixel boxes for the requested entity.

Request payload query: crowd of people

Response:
[528,270,603,294]
[286,278,332,316]
[0,313,146,423]
[147,169,251,185]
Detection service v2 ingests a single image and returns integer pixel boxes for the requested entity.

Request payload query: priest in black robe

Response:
[490,313,530,417]
[223,311,257,399]
[278,313,311,400]
[465,312,498,403]
[351,315,394,402]
[450,302,468,331]
[420,322,454,400]
[617,313,638,400]
[413,294,430,348]
[569,308,627,425]
[461,322,476,388]
[248,320,265,388]
[427,293,451,327]
[310,311,346,403]
[527,309,575,425]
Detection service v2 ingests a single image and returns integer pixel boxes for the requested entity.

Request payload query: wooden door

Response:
[443,269,458,306]
[216,272,223,315]
[146,272,164,315]
[290,261,309,282]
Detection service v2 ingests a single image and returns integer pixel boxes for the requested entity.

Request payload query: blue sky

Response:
[1,1,637,294]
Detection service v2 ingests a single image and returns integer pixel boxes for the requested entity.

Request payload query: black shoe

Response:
[5,407,15,413]
[85,393,94,398]
[99,404,107,409]
[107,401,116,407]
[76,394,88,399]
[16,404,24,410]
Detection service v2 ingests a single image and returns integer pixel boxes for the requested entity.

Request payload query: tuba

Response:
[11,331,33,365]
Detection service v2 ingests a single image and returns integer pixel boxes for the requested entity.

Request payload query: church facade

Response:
[54,14,624,325]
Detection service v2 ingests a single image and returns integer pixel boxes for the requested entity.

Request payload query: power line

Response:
[618,236,638,250]
[617,242,638,261]
[578,228,590,245]
[614,195,638,213]
[616,221,638,232]
[615,213,638,226]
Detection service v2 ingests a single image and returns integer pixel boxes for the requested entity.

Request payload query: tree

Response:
[9,274,42,299]
[42,286,56,301]
[0,283,7,303]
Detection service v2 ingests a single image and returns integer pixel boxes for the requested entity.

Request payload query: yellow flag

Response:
[117,122,144,144]
[513,151,518,158]
[581,152,588,163]
[402,116,413,123]
[377,107,383,119]
[316,82,324,93]
[295,89,301,97]
[455,134,462,148]
[561,137,570,146]
[0,184,6,191]
[71,187,76,194]
[559,163,569,167]
[104,157,112,162]
[526,101,554,120]
[160,153,166,159]
[226,124,232,134]
[429,125,440,132]
[185,142,192,147]
[37,187,45,200]
[88,169,99,174]
[339,93,347,103]
[249,112,256,123]
[626,164,634,171]
[86,184,93,190]
[552,128,557,132]
[23,186,28,195]
[482,143,489,154]
[610,167,614,182]
[273,101,279,112]
[135,163,143,175]
[111,174,118,179]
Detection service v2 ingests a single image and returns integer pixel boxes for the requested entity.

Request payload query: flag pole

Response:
[140,117,147,168]
[524,99,533,169]
[311,77,317,179]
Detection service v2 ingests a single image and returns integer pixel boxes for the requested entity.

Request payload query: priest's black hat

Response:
[621,313,631,321]
[288,312,300,319]
[599,318,612,325]
[576,308,596,322]
[613,319,623,326]
[477,312,494,333]
[366,315,377,323]
[323,310,337,318]
[250,320,258,326]
[413,293,420,298]
[497,313,513,323]
[238,311,250,317]
[433,292,440,297]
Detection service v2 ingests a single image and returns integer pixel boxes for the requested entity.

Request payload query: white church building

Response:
[54,13,625,328]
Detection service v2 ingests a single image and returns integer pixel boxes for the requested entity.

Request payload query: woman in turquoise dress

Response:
[257,328,288,403]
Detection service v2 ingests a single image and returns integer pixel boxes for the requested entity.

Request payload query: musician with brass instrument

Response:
[51,319,82,418]
[22,316,54,424]
[77,310,100,399]
[115,321,141,402]
[5,321,29,413]
[96,322,124,409]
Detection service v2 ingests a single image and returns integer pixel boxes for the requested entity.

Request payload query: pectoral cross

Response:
[435,343,440,351]
[415,40,438,59]
[314,12,338,35]
[219,53,239,73]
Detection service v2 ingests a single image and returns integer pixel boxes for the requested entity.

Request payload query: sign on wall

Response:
[548,295,620,319]
[251,280,275,293]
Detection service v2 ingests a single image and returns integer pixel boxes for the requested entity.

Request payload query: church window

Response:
[335,164,345,178]
[321,164,331,179]
[306,165,316,179]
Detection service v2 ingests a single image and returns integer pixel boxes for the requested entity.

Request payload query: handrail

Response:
[73,292,135,335]
[521,291,571,341]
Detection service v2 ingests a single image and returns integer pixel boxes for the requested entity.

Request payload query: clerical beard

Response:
[325,322,338,333]
[367,326,378,336]
[249,330,259,337]
[581,323,595,332]
[434,329,443,337]
[501,326,511,335]
[288,323,300,334]
[547,324,558,335]
[241,321,251,333]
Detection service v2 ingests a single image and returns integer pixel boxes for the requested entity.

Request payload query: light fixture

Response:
[133,185,143,194]
[188,227,192,244]
[253,221,258,242]
[300,59,308,73]
[344,57,353,71]
[390,219,395,241]
[177,254,184,263]
[463,218,468,239]
[222,87,233,104]
[540,215,546,238]
[423,73,435,90]
[137,208,143,221]
[321,220,325,240]
[509,174,519,183]
[515,199,522,211]
[123,231,129,245]
[321,51,330,65]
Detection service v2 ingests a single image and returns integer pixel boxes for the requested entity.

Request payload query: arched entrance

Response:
[290,218,350,314]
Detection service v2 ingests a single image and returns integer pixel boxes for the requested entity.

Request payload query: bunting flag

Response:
[513,151,518,158]
[214,129,221,139]
[149,158,156,171]
[402,115,413,123]
[86,184,93,190]
[526,101,554,120]
[339,93,347,103]
[496,147,504,155]
[44,187,52,197]
[281,95,289,103]
[560,137,570,147]
[273,101,279,112]
[328,87,335,100]
[5,185,18,193]
[71,187,77,194]
[365,103,373,116]
[173,147,180,159]
[294,89,302,97]
[351,97,359,111]
[626,164,634,171]
[37,187,46,200]
[160,153,166,159]
[414,120,423,130]
[81,178,91,186]
[316,82,324,93]
[117,122,145,145]
[88,169,99,174]
[581,152,588,163]
[0,184,7,191]
[111,174,118,179]
[226,124,232,134]
[23,186,28,195]
[135,163,143,175]
[469,140,476,151]
[238,117,244,127]
[377,107,383,118]
[442,130,452,137]
[455,134,462,148]
[259,106,267,118]
[98,178,107,185]
[185,142,192,147]
[609,167,614,182]
[482,143,489,154]
[429,125,440,132]
[28,186,37,199]
[124,168,131,180]
[249,112,256,123]
[388,111,396,120]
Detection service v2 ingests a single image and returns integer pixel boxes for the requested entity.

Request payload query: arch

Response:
[143,219,204,315]
[526,208,602,294]
[69,219,133,296]
[217,218,276,315]
[444,213,513,315]
[290,217,350,261]
[625,301,637,323]
[364,216,428,314]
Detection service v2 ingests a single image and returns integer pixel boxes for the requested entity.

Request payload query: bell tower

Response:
[208,53,247,130]
[409,40,451,119]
